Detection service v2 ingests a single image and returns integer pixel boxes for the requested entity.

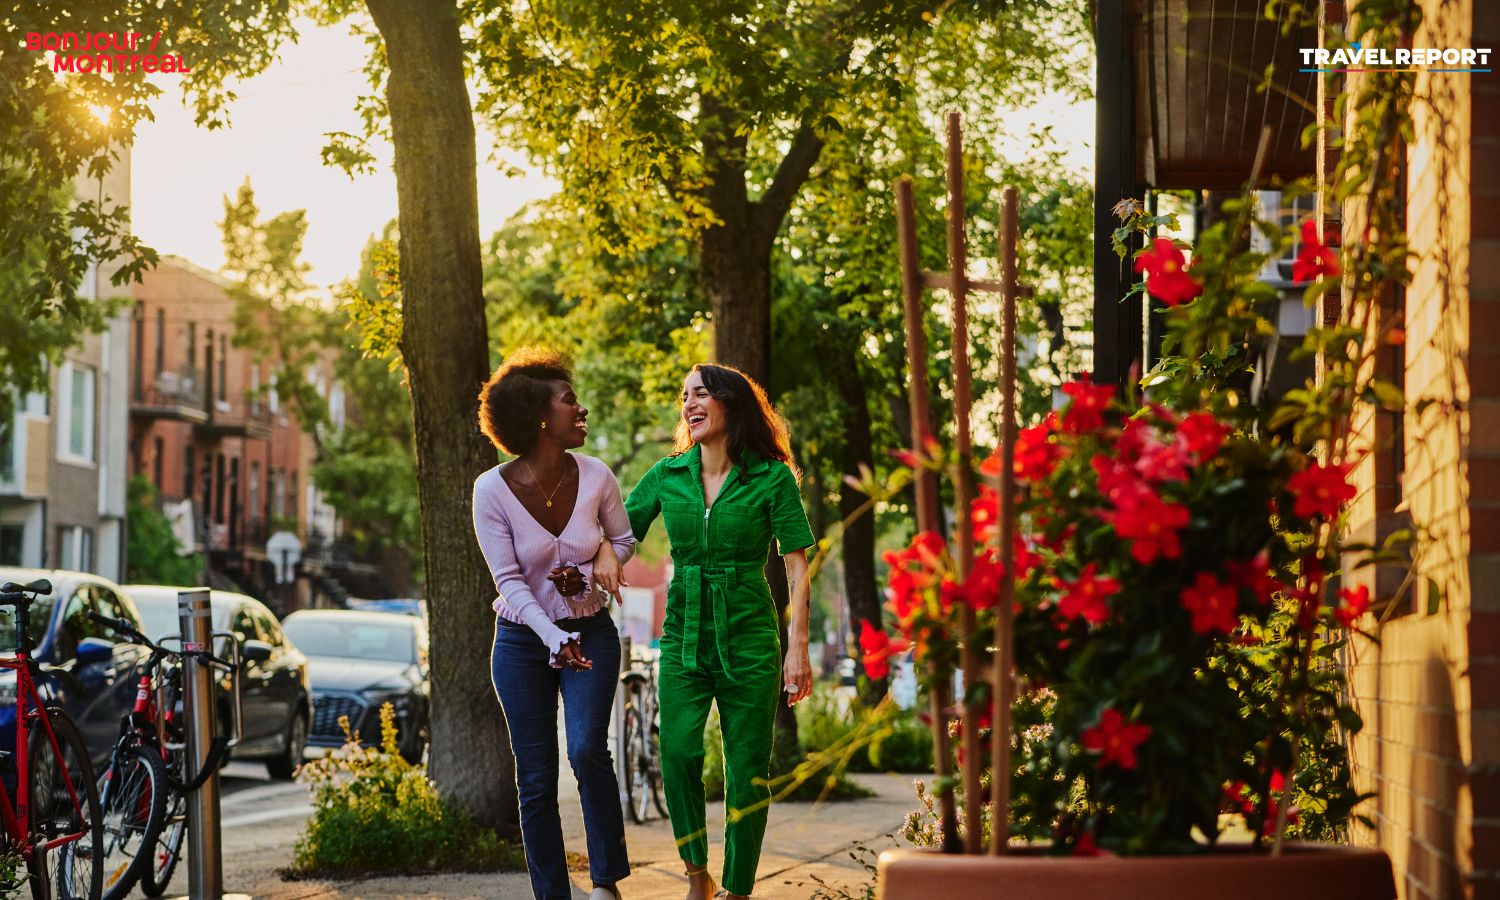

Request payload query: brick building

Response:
[1093,1,1495,896]
[1332,2,1497,897]
[128,254,342,604]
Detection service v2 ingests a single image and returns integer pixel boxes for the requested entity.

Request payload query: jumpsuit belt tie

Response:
[680,564,737,672]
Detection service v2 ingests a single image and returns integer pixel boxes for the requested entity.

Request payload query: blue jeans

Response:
[491,610,629,899]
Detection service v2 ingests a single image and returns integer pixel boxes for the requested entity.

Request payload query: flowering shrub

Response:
[861,183,1414,854]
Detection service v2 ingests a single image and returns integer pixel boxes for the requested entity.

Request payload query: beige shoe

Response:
[589,885,621,900]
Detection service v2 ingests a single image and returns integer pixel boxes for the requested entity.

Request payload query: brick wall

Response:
[1339,1,1497,898]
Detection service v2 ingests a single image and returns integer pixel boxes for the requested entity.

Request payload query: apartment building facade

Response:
[0,155,132,581]
[128,254,342,599]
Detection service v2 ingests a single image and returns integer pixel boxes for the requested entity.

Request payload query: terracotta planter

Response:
[877,843,1395,899]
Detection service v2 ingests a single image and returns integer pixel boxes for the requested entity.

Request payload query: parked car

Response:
[126,586,312,779]
[0,567,152,772]
[281,609,430,763]
[345,597,426,619]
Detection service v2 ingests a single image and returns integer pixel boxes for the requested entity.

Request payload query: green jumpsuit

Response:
[625,445,815,897]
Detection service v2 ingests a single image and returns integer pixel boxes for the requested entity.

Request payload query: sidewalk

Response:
[241,771,917,899]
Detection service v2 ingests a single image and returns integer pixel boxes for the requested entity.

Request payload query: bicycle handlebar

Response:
[83,610,236,671]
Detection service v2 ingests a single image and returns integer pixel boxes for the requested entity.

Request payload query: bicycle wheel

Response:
[647,721,668,818]
[142,722,188,896]
[138,788,185,897]
[27,708,104,900]
[97,743,167,900]
[622,702,649,824]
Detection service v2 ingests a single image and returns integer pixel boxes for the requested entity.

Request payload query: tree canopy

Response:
[1,0,297,421]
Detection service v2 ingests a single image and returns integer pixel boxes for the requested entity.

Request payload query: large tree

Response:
[350,0,517,834]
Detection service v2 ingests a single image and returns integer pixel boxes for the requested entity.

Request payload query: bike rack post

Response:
[616,633,631,815]
[178,588,225,900]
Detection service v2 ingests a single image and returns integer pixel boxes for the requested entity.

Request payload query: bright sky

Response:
[130,17,555,290]
[130,17,1093,291]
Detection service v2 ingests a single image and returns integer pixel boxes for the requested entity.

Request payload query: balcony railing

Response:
[132,367,209,421]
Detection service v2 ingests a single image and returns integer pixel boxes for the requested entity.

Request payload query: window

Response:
[56,361,96,464]
[217,335,227,402]
[272,468,285,518]
[133,302,145,401]
[58,526,94,572]
[57,586,124,660]
[186,323,197,374]
[252,608,284,649]
[214,452,226,524]
[0,524,23,566]
[155,308,165,376]
[94,586,139,634]
[229,606,260,646]
[251,366,262,414]
[0,422,13,485]
[249,462,260,524]
[152,436,164,491]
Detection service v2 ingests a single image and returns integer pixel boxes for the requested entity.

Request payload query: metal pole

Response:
[179,588,223,899]
[616,633,632,815]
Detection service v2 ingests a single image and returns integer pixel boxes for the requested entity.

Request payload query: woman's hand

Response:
[556,638,593,672]
[783,644,812,706]
[591,540,626,605]
[547,565,586,596]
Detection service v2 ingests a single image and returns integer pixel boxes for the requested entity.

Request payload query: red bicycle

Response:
[0,578,103,900]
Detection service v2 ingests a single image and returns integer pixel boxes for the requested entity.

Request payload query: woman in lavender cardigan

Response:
[472,347,634,900]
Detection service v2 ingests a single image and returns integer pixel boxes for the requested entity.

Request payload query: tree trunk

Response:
[696,98,826,745]
[365,0,517,837]
[833,341,884,701]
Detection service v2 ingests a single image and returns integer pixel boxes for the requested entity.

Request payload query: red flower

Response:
[883,531,947,625]
[940,551,1005,613]
[1134,237,1203,306]
[1287,463,1356,520]
[1080,708,1152,770]
[1180,572,1241,635]
[858,620,907,680]
[1226,551,1283,605]
[889,448,922,470]
[1179,412,1230,462]
[1013,424,1064,481]
[1135,437,1190,484]
[1060,373,1114,434]
[1071,832,1108,857]
[1056,562,1119,626]
[1292,220,1340,283]
[1335,584,1372,627]
[1107,491,1190,563]
[1092,454,1154,509]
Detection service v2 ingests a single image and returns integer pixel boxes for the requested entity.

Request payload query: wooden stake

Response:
[989,185,1020,854]
[895,175,960,853]
[944,112,984,855]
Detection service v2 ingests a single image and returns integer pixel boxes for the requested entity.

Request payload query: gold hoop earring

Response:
[540,421,547,429]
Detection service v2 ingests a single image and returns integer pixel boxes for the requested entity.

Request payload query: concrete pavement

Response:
[151,761,919,899]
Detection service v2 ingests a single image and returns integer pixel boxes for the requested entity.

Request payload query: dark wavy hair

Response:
[477,347,573,456]
[672,363,799,481]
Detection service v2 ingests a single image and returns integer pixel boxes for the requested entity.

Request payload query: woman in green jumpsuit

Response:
[625,363,815,900]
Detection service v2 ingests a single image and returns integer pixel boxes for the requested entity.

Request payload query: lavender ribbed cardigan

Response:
[472,453,636,661]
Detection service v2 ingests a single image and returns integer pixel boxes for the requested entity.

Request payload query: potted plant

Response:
[864,6,1416,893]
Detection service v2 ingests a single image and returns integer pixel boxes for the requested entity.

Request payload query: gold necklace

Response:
[523,459,567,508]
